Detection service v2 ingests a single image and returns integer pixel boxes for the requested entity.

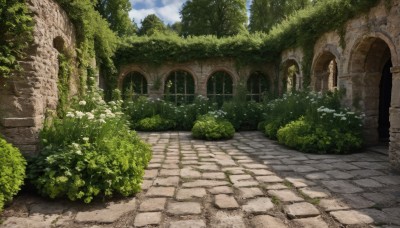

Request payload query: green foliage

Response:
[57,54,73,117]
[95,0,137,37]
[124,95,217,131]
[54,0,118,95]
[28,88,152,203]
[0,137,27,212]
[192,113,235,140]
[136,115,176,131]
[262,90,341,138]
[249,0,311,33]
[0,0,33,77]
[116,0,380,89]
[181,0,248,37]
[277,109,363,154]
[222,101,265,130]
[138,14,168,36]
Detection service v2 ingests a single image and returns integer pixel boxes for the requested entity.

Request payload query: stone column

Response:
[389,66,400,170]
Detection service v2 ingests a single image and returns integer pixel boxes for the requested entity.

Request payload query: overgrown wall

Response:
[0,0,77,156]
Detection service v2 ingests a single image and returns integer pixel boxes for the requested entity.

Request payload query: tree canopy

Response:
[249,0,311,33]
[95,0,137,37]
[138,14,168,36]
[181,0,247,37]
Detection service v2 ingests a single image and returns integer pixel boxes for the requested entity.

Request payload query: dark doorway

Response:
[378,59,392,141]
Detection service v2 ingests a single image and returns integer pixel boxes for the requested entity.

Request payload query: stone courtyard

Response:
[1,132,400,227]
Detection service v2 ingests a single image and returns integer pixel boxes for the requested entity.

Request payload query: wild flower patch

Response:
[28,87,152,203]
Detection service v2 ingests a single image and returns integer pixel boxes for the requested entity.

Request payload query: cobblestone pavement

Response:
[1,132,400,227]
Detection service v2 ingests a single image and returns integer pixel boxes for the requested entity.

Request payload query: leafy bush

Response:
[222,101,265,130]
[262,90,341,139]
[0,137,26,212]
[136,115,175,131]
[28,88,152,203]
[192,112,235,140]
[124,95,217,131]
[277,106,364,154]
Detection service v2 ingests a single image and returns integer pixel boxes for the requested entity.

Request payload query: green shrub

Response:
[136,115,176,131]
[192,112,235,140]
[277,108,363,154]
[28,88,152,203]
[222,101,264,130]
[0,138,26,212]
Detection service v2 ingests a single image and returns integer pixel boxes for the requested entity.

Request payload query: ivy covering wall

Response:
[0,0,33,77]
[116,0,381,87]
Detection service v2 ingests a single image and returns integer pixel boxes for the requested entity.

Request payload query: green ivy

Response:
[115,0,381,89]
[56,53,73,117]
[0,0,34,77]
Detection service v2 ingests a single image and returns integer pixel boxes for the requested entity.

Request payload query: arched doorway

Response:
[164,70,195,105]
[349,37,393,144]
[122,71,148,99]
[207,71,233,106]
[247,71,269,102]
[281,60,301,94]
[313,52,338,92]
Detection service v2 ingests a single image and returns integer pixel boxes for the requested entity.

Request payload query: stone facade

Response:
[0,0,77,156]
[118,59,277,99]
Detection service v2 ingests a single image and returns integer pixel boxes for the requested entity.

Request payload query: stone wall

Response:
[0,0,77,156]
[118,59,277,98]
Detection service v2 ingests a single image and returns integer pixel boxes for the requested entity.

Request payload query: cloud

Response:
[130,0,186,26]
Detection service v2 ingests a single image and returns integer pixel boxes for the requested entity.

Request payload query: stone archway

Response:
[122,71,148,99]
[281,59,301,94]
[313,51,338,92]
[349,37,393,144]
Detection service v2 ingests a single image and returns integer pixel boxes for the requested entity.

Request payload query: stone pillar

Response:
[389,66,400,170]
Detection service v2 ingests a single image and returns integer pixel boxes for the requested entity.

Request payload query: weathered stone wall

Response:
[296,0,400,169]
[118,59,277,98]
[0,0,77,156]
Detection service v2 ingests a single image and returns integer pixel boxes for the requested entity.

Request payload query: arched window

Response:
[247,71,269,102]
[122,72,148,98]
[281,60,301,94]
[207,71,233,105]
[313,52,338,92]
[164,70,195,104]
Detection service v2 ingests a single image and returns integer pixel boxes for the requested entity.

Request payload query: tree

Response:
[138,14,168,36]
[95,0,137,37]
[169,22,183,35]
[249,0,311,33]
[181,0,247,37]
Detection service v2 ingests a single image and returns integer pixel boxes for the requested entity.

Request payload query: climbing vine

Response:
[0,0,34,77]
[116,0,382,89]
[56,53,73,117]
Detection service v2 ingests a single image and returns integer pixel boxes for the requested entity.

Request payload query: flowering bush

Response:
[277,105,364,154]
[28,88,152,203]
[0,138,26,212]
[192,112,235,140]
[262,90,341,139]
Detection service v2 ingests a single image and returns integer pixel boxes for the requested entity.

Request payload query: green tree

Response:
[181,0,247,37]
[95,0,137,37]
[169,22,183,35]
[249,0,311,33]
[138,14,168,36]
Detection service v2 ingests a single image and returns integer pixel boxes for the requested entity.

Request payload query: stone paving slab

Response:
[2,131,400,227]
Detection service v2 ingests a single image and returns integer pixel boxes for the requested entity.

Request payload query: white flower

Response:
[98,119,106,124]
[341,117,347,121]
[100,114,106,119]
[79,100,87,106]
[83,137,89,142]
[66,112,75,118]
[86,112,95,120]
[76,150,82,155]
[75,111,85,119]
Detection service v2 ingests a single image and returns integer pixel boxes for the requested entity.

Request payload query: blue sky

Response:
[129,0,252,27]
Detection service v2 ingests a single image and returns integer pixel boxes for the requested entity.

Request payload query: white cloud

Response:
[130,0,186,27]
